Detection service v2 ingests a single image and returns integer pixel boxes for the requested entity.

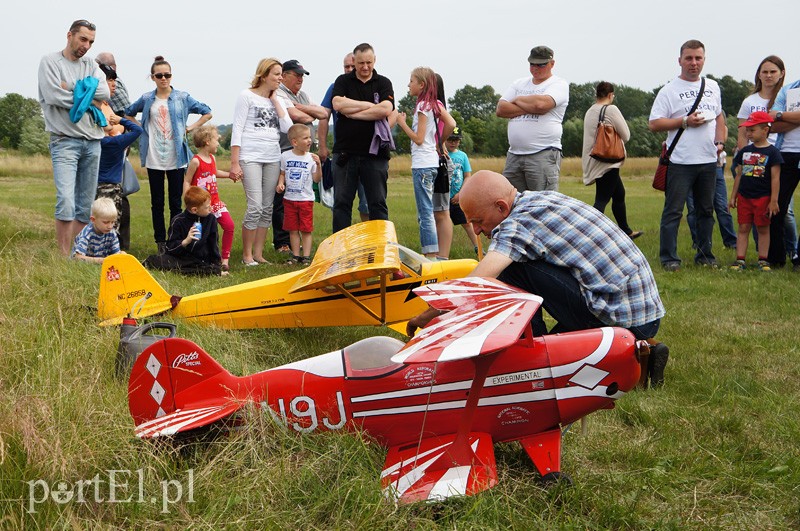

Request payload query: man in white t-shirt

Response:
[649,39,727,271]
[496,45,569,192]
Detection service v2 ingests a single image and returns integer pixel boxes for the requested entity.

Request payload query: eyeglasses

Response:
[529,62,550,68]
[153,73,172,79]
[70,19,96,31]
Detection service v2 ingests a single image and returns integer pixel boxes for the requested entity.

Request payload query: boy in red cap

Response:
[729,111,782,270]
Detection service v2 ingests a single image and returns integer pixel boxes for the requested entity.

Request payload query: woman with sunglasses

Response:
[125,56,212,253]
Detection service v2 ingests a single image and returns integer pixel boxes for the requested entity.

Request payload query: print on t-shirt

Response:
[254,105,279,130]
[741,152,768,178]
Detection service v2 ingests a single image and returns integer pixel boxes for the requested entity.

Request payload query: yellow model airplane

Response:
[98,221,477,332]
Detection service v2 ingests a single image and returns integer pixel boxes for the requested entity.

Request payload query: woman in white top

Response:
[737,55,785,149]
[581,81,641,239]
[229,58,293,266]
[736,56,797,260]
[396,67,456,258]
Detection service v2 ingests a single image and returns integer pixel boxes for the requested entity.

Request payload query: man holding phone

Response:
[649,39,727,271]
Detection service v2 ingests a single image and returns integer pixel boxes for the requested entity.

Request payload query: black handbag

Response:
[433,113,451,194]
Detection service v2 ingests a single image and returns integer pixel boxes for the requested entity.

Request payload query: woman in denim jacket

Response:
[125,55,212,252]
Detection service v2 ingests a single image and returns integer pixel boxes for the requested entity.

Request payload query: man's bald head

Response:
[460,170,518,237]
[96,52,115,67]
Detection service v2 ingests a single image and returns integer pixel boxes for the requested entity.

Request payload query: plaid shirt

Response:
[489,191,665,327]
[110,77,131,116]
[71,224,120,259]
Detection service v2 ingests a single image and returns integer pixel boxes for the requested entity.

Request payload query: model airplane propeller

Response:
[128,277,646,503]
[98,220,476,332]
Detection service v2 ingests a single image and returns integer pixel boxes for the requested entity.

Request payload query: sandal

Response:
[241,259,259,267]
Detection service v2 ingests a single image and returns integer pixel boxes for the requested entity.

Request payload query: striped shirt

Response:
[71,224,120,259]
[488,191,665,328]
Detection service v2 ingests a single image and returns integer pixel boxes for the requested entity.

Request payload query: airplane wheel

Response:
[539,471,573,487]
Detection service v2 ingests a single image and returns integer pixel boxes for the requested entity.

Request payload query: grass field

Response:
[0,153,799,529]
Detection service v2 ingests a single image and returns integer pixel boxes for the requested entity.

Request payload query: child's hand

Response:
[276,182,285,193]
[451,192,460,205]
[768,200,779,217]
[396,111,406,124]
[728,197,737,210]
[311,153,321,165]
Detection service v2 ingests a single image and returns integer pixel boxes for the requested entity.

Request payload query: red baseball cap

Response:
[740,111,773,127]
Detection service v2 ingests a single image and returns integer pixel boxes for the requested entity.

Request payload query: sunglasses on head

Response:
[153,73,172,79]
[70,19,96,31]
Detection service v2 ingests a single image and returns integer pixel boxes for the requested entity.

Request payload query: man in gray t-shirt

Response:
[38,19,110,255]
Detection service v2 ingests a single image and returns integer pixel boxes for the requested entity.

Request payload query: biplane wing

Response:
[381,432,498,503]
[391,277,543,364]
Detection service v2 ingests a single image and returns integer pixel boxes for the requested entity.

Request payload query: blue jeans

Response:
[332,154,388,233]
[357,183,369,215]
[49,135,101,223]
[687,165,737,248]
[660,162,716,265]
[412,167,439,255]
[498,260,660,340]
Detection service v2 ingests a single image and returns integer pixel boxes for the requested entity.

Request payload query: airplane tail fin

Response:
[128,337,245,438]
[98,254,175,326]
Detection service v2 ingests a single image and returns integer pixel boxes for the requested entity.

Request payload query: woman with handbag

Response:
[396,67,456,258]
[582,82,641,239]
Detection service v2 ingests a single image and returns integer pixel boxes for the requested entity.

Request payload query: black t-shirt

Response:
[734,144,783,198]
[331,69,394,155]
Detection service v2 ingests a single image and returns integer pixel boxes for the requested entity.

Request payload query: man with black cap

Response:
[95,52,130,116]
[496,45,569,193]
[271,59,328,253]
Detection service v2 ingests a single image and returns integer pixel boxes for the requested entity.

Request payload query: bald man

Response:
[407,170,670,386]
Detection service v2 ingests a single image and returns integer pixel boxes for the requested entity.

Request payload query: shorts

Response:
[736,195,771,227]
[450,201,467,225]
[283,199,314,232]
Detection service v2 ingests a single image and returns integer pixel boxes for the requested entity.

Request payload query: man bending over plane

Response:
[407,170,670,387]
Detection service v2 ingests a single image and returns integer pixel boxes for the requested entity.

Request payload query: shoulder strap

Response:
[598,105,608,124]
[666,78,706,157]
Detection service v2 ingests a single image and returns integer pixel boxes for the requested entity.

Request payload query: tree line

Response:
[0,73,754,158]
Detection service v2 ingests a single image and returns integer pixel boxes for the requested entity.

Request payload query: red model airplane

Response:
[129,277,646,503]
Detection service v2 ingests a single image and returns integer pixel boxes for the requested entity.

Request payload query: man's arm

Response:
[38,57,76,109]
[332,96,371,114]
[496,99,528,119]
[287,106,315,124]
[512,94,556,115]
[294,103,329,121]
[317,115,330,161]
[346,100,393,121]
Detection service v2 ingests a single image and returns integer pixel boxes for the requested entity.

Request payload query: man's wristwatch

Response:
[714,141,724,146]
[775,111,784,122]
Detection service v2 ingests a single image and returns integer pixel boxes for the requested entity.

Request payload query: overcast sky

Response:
[7,0,799,124]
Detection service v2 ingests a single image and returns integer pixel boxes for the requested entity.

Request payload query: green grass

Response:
[1,155,800,528]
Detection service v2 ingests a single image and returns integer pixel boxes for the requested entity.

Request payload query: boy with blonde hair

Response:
[276,124,321,264]
[71,197,122,263]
